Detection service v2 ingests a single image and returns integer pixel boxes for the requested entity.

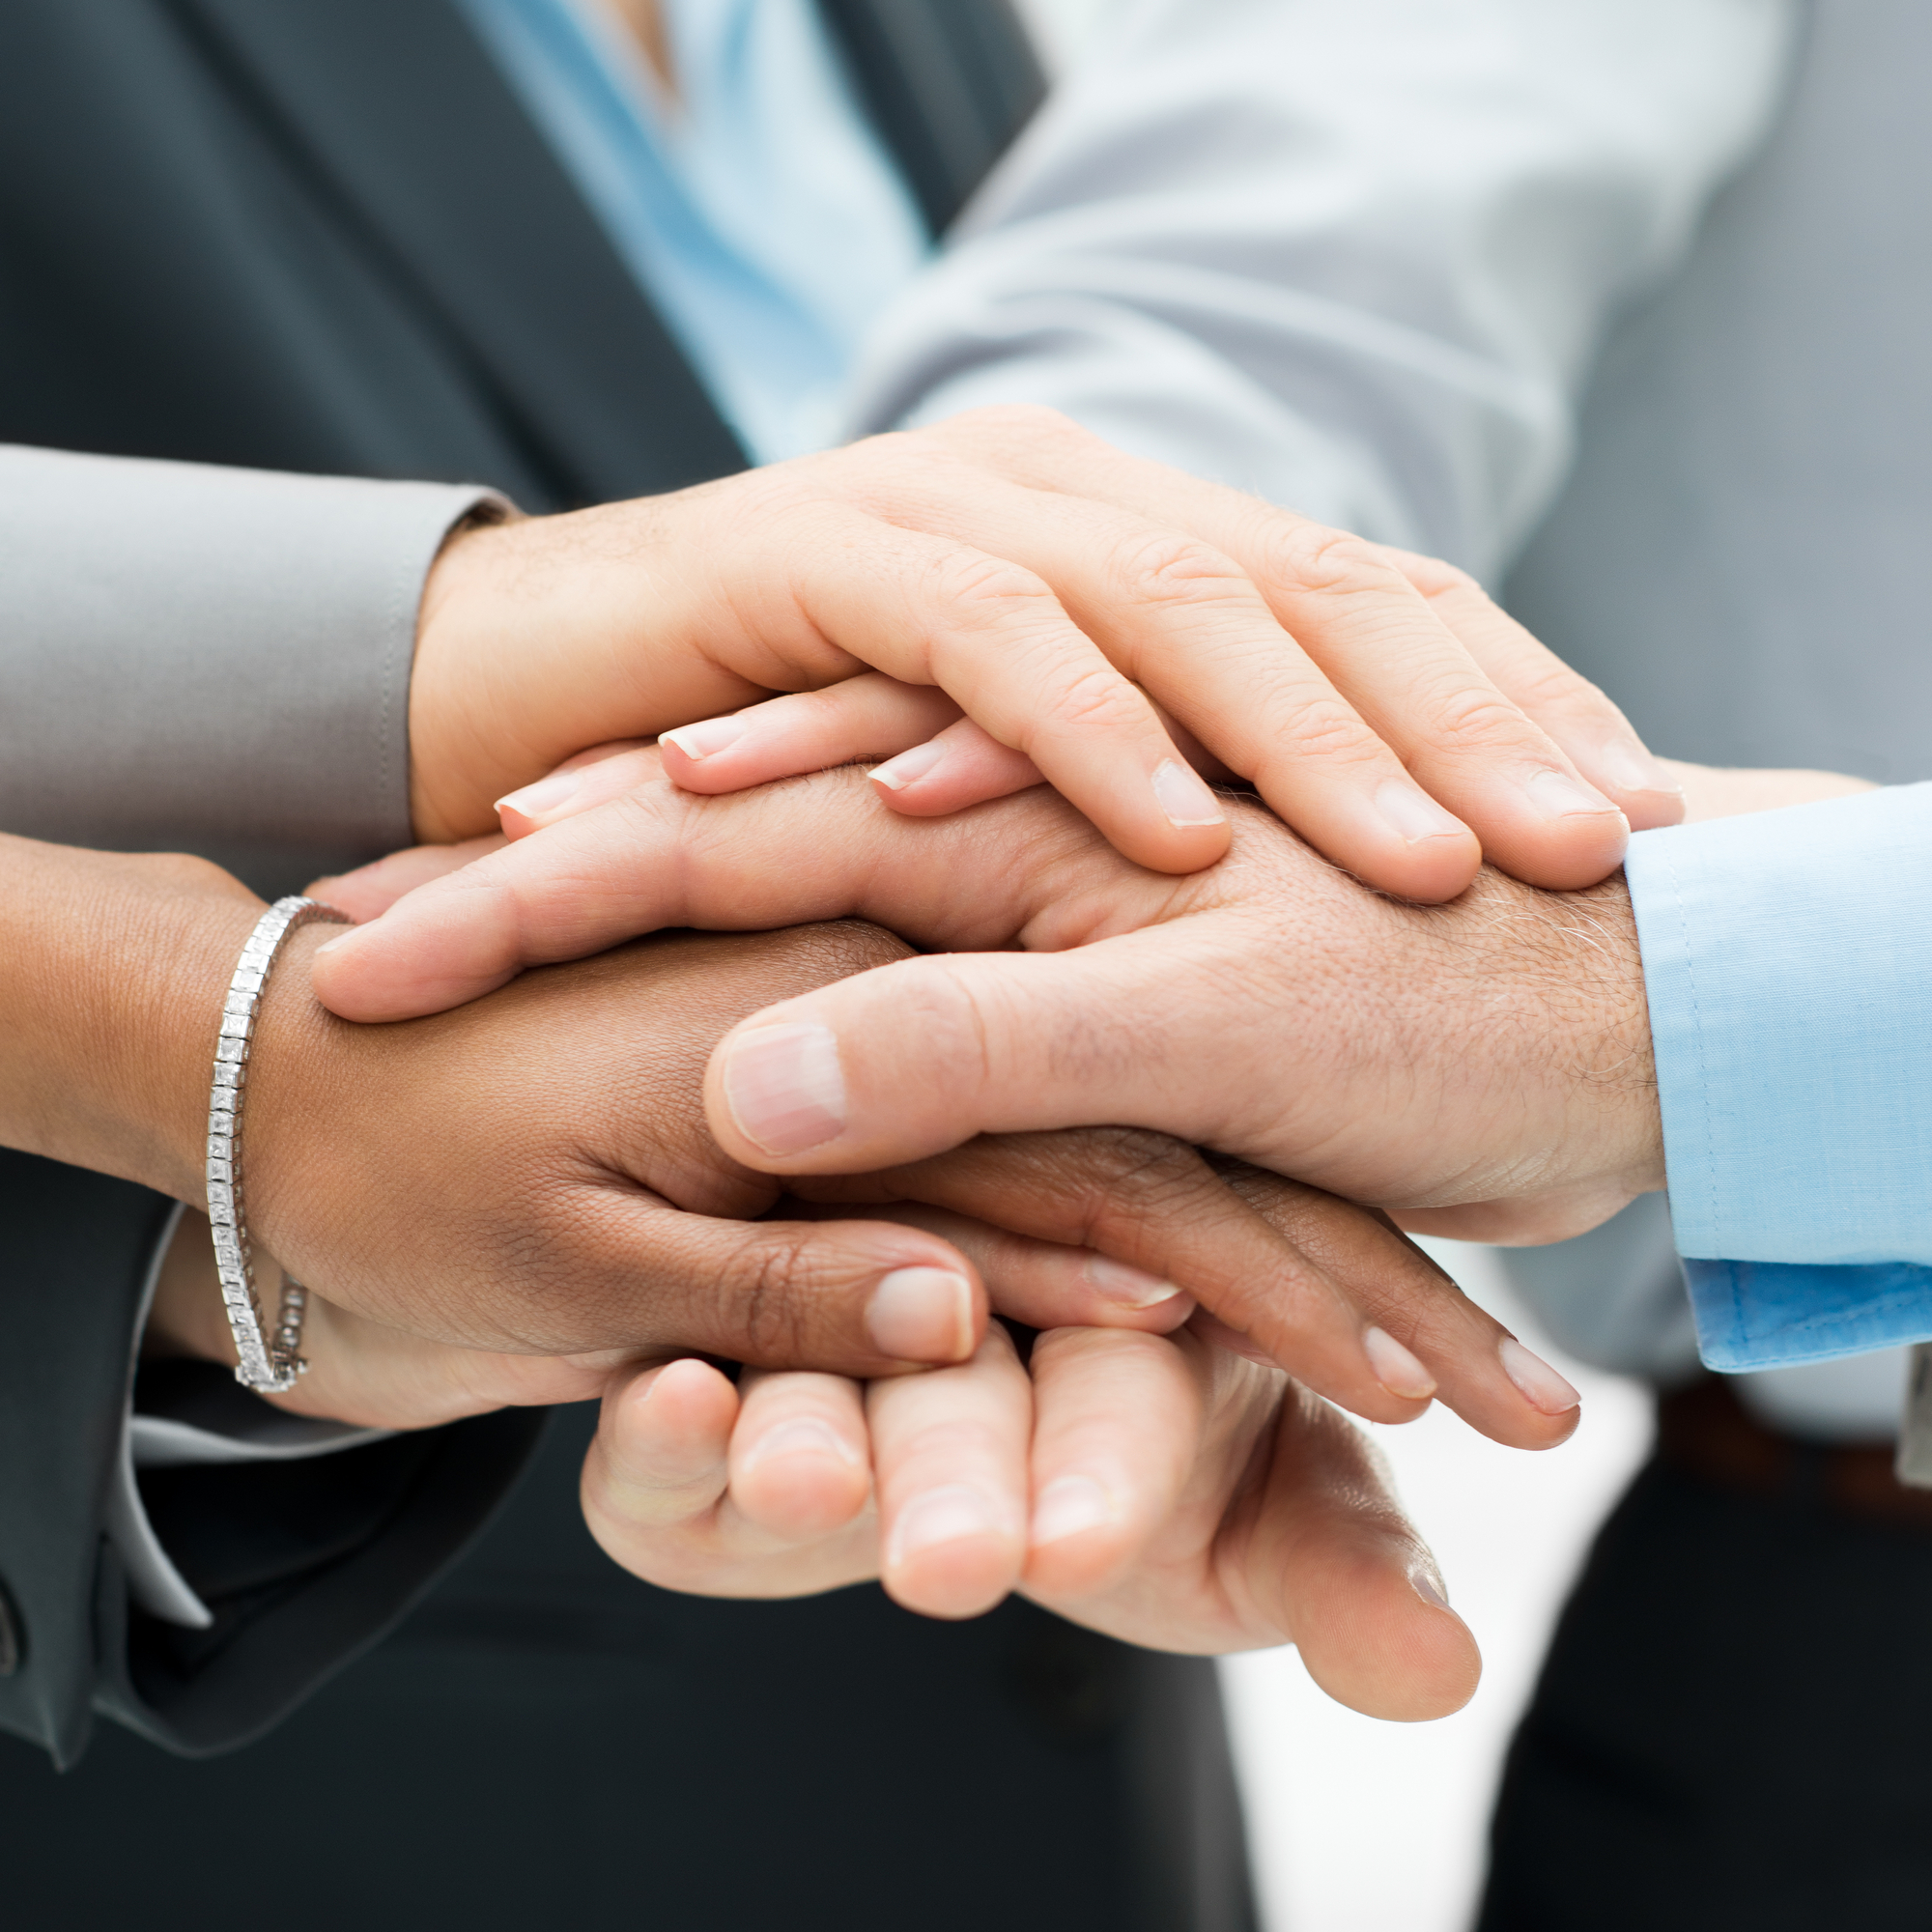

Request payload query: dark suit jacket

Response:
[0,0,1042,1770]
[0,15,1259,1926]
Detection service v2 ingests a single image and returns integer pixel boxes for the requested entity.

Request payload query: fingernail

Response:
[1031,1474,1117,1547]
[738,1415,863,1470]
[867,1266,975,1362]
[313,933,347,954]
[1363,1325,1436,1401]
[1410,1567,1451,1611]
[1083,1255,1183,1309]
[1151,758,1226,829]
[1598,740,1683,796]
[1525,767,1621,820]
[887,1484,1009,1565]
[720,1021,847,1154]
[1374,780,1467,846]
[1499,1337,1581,1414]
[495,770,580,819]
[662,717,747,761]
[869,740,947,791]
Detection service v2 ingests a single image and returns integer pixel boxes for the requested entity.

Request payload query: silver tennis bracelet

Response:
[206,895,351,1394]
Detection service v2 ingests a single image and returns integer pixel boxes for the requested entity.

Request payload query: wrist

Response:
[0,838,265,1201]
[406,498,769,846]
[1656,757,1878,823]
[409,509,537,845]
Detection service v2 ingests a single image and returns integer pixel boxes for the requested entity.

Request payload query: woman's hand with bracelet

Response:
[0,837,1181,1383]
[0,828,1569,1447]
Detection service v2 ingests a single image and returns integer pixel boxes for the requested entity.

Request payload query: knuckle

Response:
[1034,660,1152,740]
[1264,523,1404,601]
[1503,654,1622,725]
[945,402,1086,447]
[926,545,1056,621]
[734,1237,822,1363]
[1259,692,1388,773]
[1399,552,1480,600]
[916,959,1002,1095]
[838,426,974,496]
[1109,526,1249,611]
[1037,1125,1214,1246]
[785,917,915,978]
[1419,679,1540,754]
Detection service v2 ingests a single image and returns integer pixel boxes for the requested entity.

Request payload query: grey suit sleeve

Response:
[0,445,505,890]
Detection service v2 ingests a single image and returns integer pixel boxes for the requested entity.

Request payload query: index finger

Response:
[309,761,1130,1023]
[927,410,1675,858]
[800,1129,1440,1435]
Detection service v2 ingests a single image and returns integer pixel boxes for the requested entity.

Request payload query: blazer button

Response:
[0,1579,20,1676]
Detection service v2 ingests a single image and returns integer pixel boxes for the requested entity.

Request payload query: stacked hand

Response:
[152,1165,1489,1719]
[136,867,1557,1721]
[314,749,1664,1249]
[412,406,1679,895]
[97,409,1702,1729]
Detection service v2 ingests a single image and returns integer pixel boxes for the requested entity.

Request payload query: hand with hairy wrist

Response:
[295,838,1589,1447]
[314,751,1665,1247]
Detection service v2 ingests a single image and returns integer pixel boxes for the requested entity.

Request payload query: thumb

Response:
[305,833,506,922]
[1257,1385,1480,1721]
[702,925,1239,1173]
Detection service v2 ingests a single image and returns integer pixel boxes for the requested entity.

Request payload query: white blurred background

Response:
[1220,1240,1654,1932]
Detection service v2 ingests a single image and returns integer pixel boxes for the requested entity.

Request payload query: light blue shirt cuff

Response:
[1625,782,1932,1368]
[1681,1257,1932,1370]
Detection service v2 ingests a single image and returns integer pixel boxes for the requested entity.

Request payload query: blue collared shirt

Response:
[1625,783,1932,1369]
[450,0,929,464]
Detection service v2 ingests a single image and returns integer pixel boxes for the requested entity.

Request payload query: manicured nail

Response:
[1525,768,1621,820]
[1151,758,1225,828]
[1363,1325,1436,1401]
[1031,1474,1117,1547]
[1374,780,1466,846]
[1083,1256,1183,1309]
[869,740,947,791]
[1499,1337,1581,1414]
[495,770,580,820]
[662,716,747,761]
[720,1021,847,1154]
[1597,740,1683,796]
[887,1484,1009,1565]
[1410,1567,1451,1611]
[867,1266,975,1362]
[738,1415,863,1471]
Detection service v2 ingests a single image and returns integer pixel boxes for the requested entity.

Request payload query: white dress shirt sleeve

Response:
[846,0,1797,581]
